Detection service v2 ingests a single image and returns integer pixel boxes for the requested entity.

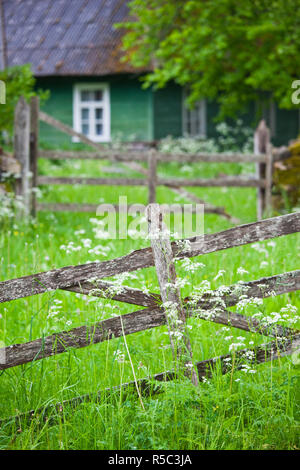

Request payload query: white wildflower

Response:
[214,270,226,281]
[237,267,249,275]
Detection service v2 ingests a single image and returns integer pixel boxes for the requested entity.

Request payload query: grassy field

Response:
[0,153,299,450]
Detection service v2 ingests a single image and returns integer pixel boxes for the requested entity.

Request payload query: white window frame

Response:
[73,83,111,142]
[182,89,207,138]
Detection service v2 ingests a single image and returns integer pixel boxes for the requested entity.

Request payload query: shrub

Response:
[0,64,49,142]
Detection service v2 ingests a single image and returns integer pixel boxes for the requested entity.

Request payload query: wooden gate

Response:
[13,97,273,222]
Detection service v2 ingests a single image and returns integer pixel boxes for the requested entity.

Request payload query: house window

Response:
[73,83,110,142]
[182,91,207,137]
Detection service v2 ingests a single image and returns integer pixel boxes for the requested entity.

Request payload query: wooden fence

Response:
[0,211,299,424]
[13,97,274,222]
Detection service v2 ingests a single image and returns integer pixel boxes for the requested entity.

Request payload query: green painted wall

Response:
[110,75,153,141]
[36,77,74,147]
[36,75,154,147]
[206,100,220,139]
[36,75,299,148]
[153,83,183,140]
[275,108,299,146]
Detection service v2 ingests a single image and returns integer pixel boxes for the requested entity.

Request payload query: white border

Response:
[73,83,111,142]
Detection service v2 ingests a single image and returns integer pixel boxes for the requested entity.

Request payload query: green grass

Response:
[0,156,299,450]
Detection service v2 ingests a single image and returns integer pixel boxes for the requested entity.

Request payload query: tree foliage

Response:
[0,64,49,139]
[118,0,300,117]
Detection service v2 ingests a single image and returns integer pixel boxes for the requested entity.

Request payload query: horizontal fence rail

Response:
[38,149,268,164]
[36,203,205,214]
[0,210,299,424]
[1,269,299,371]
[1,212,299,304]
[1,333,298,427]
[2,331,297,428]
[6,99,299,424]
[37,175,266,188]
[12,101,273,218]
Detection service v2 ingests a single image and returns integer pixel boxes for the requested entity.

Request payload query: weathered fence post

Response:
[147,203,199,386]
[29,96,40,217]
[14,96,31,215]
[254,119,271,220]
[148,150,157,204]
[264,142,273,216]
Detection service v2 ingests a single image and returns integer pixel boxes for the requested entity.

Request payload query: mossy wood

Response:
[272,138,300,208]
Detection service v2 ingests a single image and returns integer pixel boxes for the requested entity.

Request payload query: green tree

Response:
[0,64,49,140]
[118,0,300,117]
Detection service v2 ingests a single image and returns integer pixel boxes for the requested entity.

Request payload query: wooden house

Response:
[0,0,299,147]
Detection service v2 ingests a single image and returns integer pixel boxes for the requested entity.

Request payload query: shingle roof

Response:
[0,0,147,76]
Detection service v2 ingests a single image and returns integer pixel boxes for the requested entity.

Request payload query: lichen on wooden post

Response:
[148,150,157,204]
[30,96,40,218]
[254,119,271,220]
[264,142,273,216]
[14,96,31,215]
[272,139,300,209]
[147,203,199,386]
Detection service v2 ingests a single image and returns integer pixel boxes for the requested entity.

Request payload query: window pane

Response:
[94,90,103,101]
[82,123,89,135]
[81,108,89,120]
[95,123,103,136]
[81,91,91,101]
[95,108,103,120]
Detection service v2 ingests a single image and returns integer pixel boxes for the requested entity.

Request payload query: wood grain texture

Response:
[37,203,101,213]
[37,176,147,186]
[254,120,271,219]
[0,307,164,371]
[37,175,265,188]
[265,143,274,214]
[0,212,299,303]
[148,152,157,204]
[29,96,39,217]
[38,149,267,164]
[14,96,30,213]
[64,270,300,310]
[162,176,266,188]
[147,204,198,385]
[39,111,103,150]
[1,270,298,371]
[37,203,205,214]
[64,279,161,307]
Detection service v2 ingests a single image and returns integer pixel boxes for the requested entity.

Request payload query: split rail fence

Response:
[0,211,299,424]
[14,96,274,222]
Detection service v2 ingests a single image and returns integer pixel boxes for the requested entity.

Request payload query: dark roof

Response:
[0,0,147,76]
